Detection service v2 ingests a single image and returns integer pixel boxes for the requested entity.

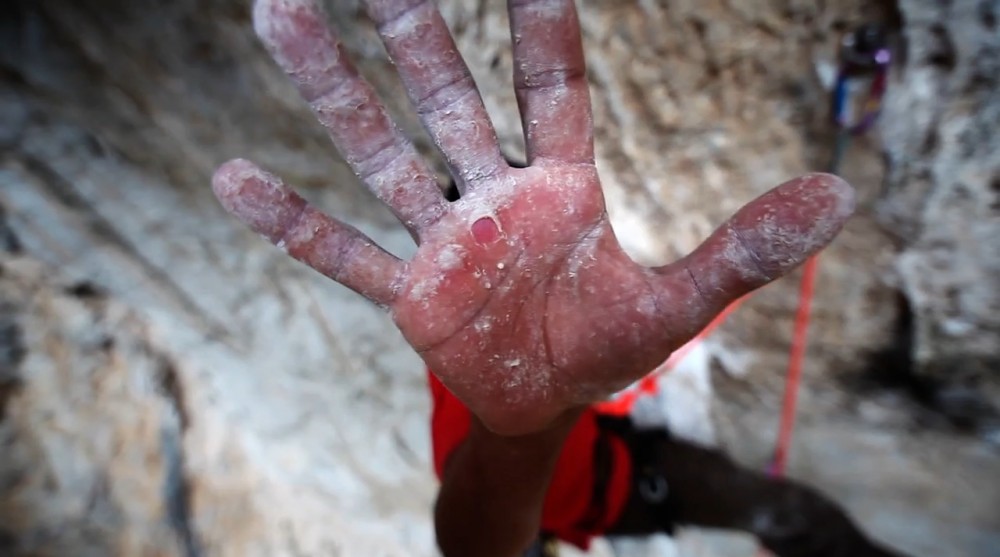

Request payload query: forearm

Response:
[434,408,583,557]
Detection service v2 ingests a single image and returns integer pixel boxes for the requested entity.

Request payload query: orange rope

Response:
[770,255,819,476]
[750,255,821,557]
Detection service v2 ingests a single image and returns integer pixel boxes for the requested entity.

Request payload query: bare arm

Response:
[211,1,856,555]
[435,409,581,557]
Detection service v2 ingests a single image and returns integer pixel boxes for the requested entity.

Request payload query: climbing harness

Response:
[638,473,670,504]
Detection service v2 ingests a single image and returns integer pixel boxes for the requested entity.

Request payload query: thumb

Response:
[660,173,855,321]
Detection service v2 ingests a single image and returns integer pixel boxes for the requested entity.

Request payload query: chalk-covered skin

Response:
[212,0,856,437]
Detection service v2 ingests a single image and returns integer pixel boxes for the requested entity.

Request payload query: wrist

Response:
[435,405,585,557]
[468,405,585,451]
[460,406,584,521]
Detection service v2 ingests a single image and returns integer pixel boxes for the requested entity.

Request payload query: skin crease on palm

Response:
[212,0,856,437]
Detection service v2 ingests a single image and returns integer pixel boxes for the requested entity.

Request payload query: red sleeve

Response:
[541,410,632,549]
[427,370,632,549]
[429,371,471,479]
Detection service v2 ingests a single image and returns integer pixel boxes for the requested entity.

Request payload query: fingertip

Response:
[731,172,857,278]
[252,0,325,64]
[252,0,296,42]
[211,158,306,243]
[828,173,858,219]
[251,0,279,43]
[212,158,265,206]
[212,157,247,191]
[784,172,857,222]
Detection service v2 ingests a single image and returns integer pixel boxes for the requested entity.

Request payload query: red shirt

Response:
[429,372,632,549]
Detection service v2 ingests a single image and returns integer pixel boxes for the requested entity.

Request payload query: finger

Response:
[253,0,446,236]
[365,0,506,191]
[657,174,856,327]
[508,0,593,164]
[213,159,404,307]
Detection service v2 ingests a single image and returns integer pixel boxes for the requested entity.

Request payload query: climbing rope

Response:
[767,23,891,479]
[747,24,892,557]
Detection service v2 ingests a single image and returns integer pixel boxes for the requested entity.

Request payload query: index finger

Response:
[509,0,594,165]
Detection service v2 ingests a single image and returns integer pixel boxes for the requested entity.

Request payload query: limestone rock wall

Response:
[0,1,997,556]
[0,234,190,557]
[876,0,1000,427]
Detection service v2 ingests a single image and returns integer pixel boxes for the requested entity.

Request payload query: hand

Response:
[212,0,855,436]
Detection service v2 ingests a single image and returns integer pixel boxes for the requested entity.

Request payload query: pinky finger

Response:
[212,159,404,306]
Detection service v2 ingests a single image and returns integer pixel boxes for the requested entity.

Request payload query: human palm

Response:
[214,0,854,436]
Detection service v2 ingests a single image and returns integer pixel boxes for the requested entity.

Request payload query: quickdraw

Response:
[832,24,891,137]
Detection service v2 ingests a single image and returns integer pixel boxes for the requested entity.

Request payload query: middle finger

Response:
[366,0,507,193]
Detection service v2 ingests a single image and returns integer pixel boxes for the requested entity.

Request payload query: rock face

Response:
[0,234,191,557]
[876,0,1000,429]
[0,0,997,556]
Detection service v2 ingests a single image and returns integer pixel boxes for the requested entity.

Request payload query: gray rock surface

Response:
[0,240,191,557]
[0,0,997,556]
[877,0,1000,430]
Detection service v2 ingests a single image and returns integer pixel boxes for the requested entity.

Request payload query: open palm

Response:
[213,0,854,436]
